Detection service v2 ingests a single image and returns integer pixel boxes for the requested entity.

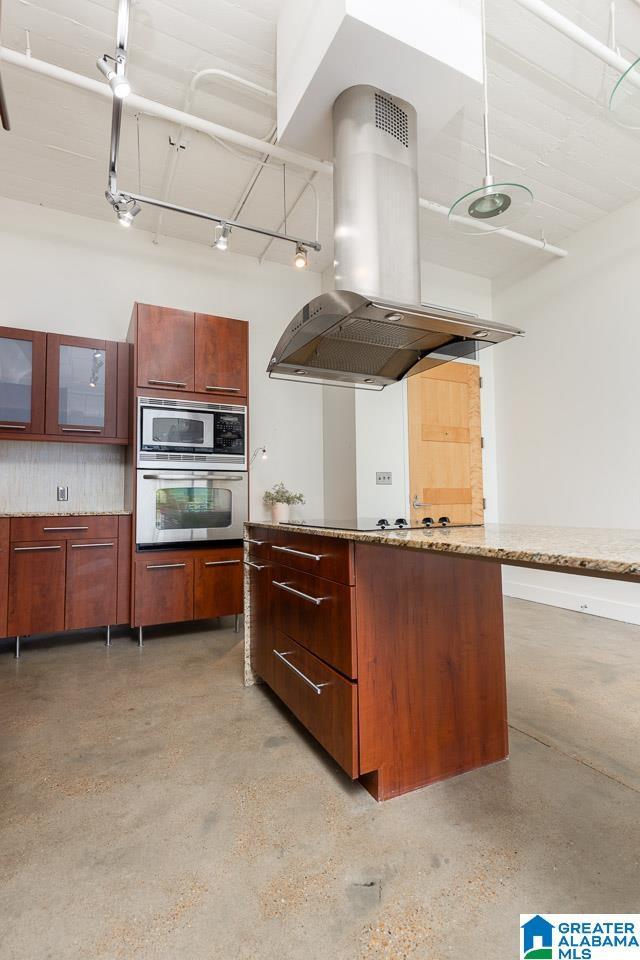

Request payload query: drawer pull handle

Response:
[245,560,266,571]
[0,423,27,429]
[273,580,327,605]
[273,649,330,695]
[61,427,102,433]
[245,537,267,546]
[147,379,187,388]
[43,526,89,532]
[146,562,186,570]
[205,385,241,393]
[204,560,240,566]
[71,542,114,549]
[272,545,324,562]
[14,545,62,552]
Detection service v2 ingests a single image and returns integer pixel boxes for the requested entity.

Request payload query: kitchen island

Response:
[244,521,640,800]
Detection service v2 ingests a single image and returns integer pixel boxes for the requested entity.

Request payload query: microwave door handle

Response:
[141,474,245,481]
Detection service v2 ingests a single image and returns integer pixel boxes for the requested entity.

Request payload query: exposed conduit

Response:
[0,44,568,258]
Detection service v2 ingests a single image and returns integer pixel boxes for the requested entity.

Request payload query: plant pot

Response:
[271,502,290,524]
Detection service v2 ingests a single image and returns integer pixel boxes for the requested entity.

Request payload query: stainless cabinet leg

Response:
[105,625,111,646]
[138,626,143,647]
[15,636,20,659]
[234,614,240,633]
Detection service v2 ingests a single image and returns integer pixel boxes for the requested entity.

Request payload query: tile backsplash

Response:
[0,442,125,513]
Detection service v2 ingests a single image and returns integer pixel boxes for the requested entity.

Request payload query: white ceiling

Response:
[2,0,640,280]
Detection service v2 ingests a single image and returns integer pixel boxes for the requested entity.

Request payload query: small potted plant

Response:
[263,481,305,524]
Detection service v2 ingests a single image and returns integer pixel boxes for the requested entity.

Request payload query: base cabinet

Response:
[8,541,67,636]
[247,555,275,683]
[66,541,118,630]
[134,558,195,627]
[0,520,8,637]
[194,554,243,620]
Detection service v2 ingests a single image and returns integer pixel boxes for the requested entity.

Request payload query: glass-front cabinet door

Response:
[45,335,117,438]
[0,327,47,437]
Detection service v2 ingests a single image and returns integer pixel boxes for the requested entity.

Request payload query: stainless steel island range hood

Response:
[268,85,523,389]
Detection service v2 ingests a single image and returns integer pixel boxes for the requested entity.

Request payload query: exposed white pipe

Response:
[186,68,275,103]
[419,199,568,257]
[0,44,567,258]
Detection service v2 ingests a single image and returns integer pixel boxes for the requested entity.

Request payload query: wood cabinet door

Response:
[0,326,46,438]
[134,556,194,627]
[0,519,9,638]
[194,314,247,398]
[194,551,243,620]
[136,304,195,392]
[45,334,118,439]
[407,362,484,525]
[8,541,66,636]
[247,556,275,683]
[65,540,118,630]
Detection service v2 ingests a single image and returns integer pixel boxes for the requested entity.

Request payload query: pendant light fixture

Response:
[448,0,533,235]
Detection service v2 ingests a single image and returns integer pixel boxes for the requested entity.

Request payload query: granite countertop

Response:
[245,521,640,581]
[0,510,132,517]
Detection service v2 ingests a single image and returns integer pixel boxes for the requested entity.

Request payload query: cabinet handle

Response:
[272,580,328,605]
[14,545,62,552]
[245,560,266,571]
[147,379,187,388]
[142,474,244,481]
[203,560,240,566]
[71,542,114,549]
[61,427,102,433]
[146,562,186,570]
[272,545,324,562]
[205,385,241,393]
[0,423,27,429]
[273,650,330,695]
[43,526,89,531]
[245,537,267,545]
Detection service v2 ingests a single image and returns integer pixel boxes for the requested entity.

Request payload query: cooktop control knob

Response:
[394,518,407,527]
[422,517,434,527]
[438,516,451,526]
[376,518,389,528]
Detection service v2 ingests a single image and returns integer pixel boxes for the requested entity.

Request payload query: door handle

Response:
[273,649,330,695]
[272,580,328,605]
[141,474,244,481]
[245,560,266,571]
[205,385,241,393]
[14,545,62,552]
[61,427,102,433]
[0,423,27,429]
[71,542,114,549]
[203,560,240,566]
[412,495,431,509]
[146,562,186,570]
[272,545,324,561]
[245,537,266,545]
[147,379,187,388]
[43,526,89,532]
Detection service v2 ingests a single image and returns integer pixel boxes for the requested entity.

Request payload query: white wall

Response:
[354,261,498,521]
[0,197,324,520]
[493,195,640,624]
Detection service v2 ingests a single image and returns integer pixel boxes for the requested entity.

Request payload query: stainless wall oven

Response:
[138,396,247,471]
[136,470,248,548]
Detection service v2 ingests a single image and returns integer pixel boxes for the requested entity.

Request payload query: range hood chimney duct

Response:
[268,85,523,388]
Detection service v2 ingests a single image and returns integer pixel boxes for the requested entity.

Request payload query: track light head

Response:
[109,194,141,227]
[214,223,231,250]
[294,243,308,269]
[96,55,130,99]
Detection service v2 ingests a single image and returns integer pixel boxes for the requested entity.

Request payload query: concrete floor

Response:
[1,598,639,959]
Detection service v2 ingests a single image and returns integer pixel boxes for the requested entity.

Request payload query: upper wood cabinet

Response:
[195,314,248,398]
[46,334,119,440]
[136,304,195,392]
[0,326,47,438]
[133,304,248,400]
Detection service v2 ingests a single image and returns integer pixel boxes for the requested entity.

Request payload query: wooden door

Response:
[45,334,118,439]
[0,519,9,638]
[136,304,195,391]
[133,556,194,627]
[8,541,66,636]
[407,362,483,525]
[194,551,243,620]
[0,326,46,438]
[65,540,118,630]
[194,314,247,398]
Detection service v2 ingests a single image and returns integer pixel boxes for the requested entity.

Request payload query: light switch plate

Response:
[376,472,392,485]
[57,485,69,502]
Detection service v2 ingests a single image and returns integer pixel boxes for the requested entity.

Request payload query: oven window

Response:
[213,412,244,454]
[155,486,232,530]
[152,416,205,445]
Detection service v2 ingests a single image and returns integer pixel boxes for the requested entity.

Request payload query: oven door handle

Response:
[141,474,245,481]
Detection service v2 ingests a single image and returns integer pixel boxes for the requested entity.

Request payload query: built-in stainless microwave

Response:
[138,397,247,471]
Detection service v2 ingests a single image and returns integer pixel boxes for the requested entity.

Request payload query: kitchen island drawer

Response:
[269,634,358,778]
[244,526,272,561]
[269,530,353,584]
[11,515,119,542]
[271,563,356,678]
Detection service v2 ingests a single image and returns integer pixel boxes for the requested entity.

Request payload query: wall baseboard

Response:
[503,578,640,626]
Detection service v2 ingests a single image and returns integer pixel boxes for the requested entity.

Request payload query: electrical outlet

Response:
[57,485,69,502]
[376,471,392,485]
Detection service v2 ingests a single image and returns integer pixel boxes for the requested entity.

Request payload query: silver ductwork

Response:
[268,85,523,388]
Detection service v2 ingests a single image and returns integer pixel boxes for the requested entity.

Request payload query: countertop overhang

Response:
[245,521,640,583]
